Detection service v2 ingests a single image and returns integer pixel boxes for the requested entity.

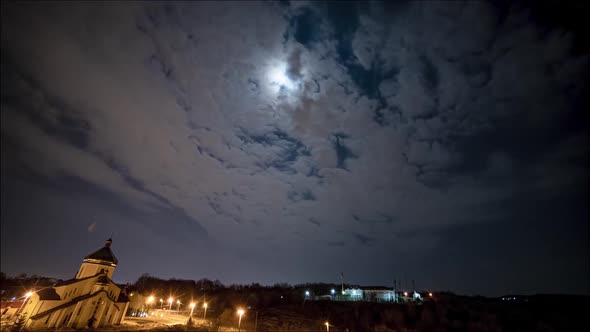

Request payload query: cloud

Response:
[1,1,587,290]
[353,233,376,247]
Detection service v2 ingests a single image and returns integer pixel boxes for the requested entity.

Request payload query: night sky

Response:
[1,1,588,296]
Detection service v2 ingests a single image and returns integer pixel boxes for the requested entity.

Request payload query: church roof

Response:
[83,238,118,265]
[56,274,96,286]
[96,275,109,284]
[37,288,61,300]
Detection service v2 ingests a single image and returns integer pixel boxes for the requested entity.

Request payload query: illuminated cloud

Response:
[1,1,587,294]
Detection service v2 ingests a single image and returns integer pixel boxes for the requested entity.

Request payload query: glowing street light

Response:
[188,302,195,324]
[305,290,310,297]
[403,292,408,297]
[146,295,155,315]
[325,321,330,332]
[168,297,174,310]
[177,300,181,312]
[330,289,335,295]
[237,308,245,331]
[19,291,33,314]
[159,298,164,309]
[429,292,433,297]
[203,302,208,319]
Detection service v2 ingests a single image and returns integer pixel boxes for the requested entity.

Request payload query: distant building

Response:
[363,289,397,302]
[413,291,421,301]
[342,288,363,300]
[18,239,130,329]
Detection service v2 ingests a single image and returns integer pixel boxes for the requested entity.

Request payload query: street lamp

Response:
[146,295,154,315]
[203,302,208,319]
[325,321,330,332]
[18,291,33,314]
[187,302,195,324]
[159,299,164,309]
[330,289,335,295]
[177,300,181,312]
[237,308,245,331]
[168,297,173,310]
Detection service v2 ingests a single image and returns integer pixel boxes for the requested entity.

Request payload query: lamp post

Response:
[237,308,245,332]
[187,302,195,325]
[189,303,195,316]
[203,302,208,319]
[160,299,163,309]
[254,310,259,332]
[18,291,33,314]
[146,296,154,315]
[177,300,181,312]
[325,321,330,332]
[168,297,173,310]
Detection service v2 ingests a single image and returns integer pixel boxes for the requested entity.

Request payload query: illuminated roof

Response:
[83,239,118,265]
[37,288,61,301]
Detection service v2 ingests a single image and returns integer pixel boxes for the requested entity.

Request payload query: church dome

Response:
[83,238,118,266]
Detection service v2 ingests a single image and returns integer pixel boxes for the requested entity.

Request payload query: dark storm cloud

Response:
[286,49,304,80]
[332,133,358,170]
[308,218,321,227]
[352,214,397,225]
[287,189,316,203]
[353,233,376,247]
[287,6,324,47]
[237,127,311,173]
[1,1,587,294]
[1,58,91,150]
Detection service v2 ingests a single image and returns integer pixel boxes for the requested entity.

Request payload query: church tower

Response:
[76,238,118,279]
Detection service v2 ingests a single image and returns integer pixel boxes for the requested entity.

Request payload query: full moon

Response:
[268,63,294,91]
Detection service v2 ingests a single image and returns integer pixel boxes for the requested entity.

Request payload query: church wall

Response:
[53,277,97,299]
[118,301,130,323]
[70,298,94,329]
[51,305,78,329]
[19,295,40,320]
[76,262,115,279]
[71,296,98,329]
[24,287,126,329]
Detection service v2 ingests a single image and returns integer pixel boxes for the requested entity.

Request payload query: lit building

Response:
[18,239,130,329]
[363,289,398,302]
[342,288,363,300]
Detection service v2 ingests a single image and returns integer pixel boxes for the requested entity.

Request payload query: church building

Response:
[19,239,130,329]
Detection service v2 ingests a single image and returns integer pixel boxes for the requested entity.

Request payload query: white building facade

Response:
[342,288,363,300]
[19,239,130,329]
[363,289,398,302]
